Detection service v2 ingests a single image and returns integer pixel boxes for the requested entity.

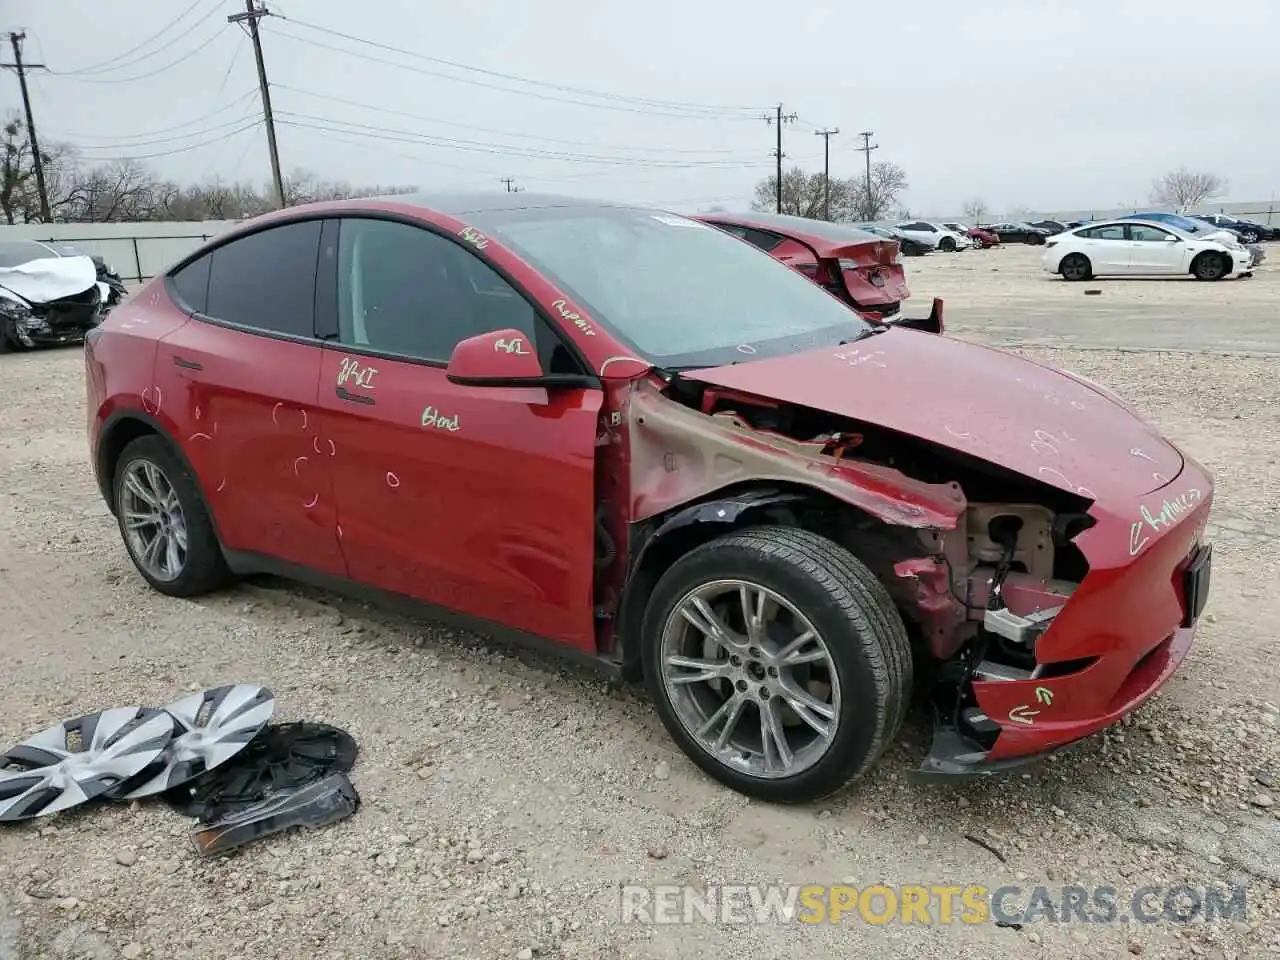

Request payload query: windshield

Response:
[0,240,56,269]
[467,205,873,368]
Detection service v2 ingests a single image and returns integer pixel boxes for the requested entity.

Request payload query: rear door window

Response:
[204,220,323,338]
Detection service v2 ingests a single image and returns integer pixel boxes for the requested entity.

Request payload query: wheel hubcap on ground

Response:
[660,579,840,779]
[121,459,187,582]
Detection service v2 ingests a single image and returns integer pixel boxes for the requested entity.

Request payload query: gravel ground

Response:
[1,244,1278,959]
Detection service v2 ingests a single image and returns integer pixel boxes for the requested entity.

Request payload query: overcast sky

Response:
[8,0,1280,216]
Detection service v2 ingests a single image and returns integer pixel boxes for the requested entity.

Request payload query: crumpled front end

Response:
[0,284,105,348]
[915,456,1214,779]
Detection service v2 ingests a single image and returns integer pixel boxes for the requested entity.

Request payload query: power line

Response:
[49,27,227,84]
[44,89,258,143]
[274,84,749,156]
[762,104,797,213]
[813,127,839,220]
[67,120,263,163]
[53,0,217,76]
[268,26,762,121]
[273,112,766,168]
[229,0,284,207]
[279,16,765,116]
[3,31,50,220]
[72,112,266,152]
[499,177,522,193]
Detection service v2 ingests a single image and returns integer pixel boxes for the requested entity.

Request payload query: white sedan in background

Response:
[892,220,974,252]
[1042,219,1253,281]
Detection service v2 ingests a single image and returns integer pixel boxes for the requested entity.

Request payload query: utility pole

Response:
[500,177,521,193]
[813,127,839,220]
[3,32,51,221]
[761,104,797,214]
[229,0,285,207]
[855,131,879,220]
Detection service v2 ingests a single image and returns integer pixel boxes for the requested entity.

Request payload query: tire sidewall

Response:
[113,436,214,594]
[640,539,890,803]
[1061,254,1089,280]
[1193,252,1226,280]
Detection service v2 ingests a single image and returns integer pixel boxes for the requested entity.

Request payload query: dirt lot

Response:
[1,243,1277,959]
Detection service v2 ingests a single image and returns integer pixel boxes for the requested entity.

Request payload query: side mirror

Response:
[445,328,594,388]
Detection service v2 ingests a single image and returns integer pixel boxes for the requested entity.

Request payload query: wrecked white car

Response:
[0,240,110,353]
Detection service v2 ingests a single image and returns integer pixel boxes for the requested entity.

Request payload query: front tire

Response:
[113,435,231,597]
[641,526,912,803]
[1060,253,1092,281]
[1191,251,1228,281]
[939,236,956,252]
[1240,230,1259,244]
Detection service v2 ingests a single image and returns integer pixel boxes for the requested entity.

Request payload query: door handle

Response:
[172,356,203,371]
[335,386,375,405]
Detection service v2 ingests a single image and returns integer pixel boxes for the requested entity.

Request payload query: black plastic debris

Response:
[162,722,358,820]
[191,772,360,857]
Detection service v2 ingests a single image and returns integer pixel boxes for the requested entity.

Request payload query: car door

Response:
[1076,224,1130,274]
[1125,223,1185,274]
[153,218,346,575]
[313,215,602,651]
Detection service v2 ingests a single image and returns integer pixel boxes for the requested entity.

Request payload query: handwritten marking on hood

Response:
[944,424,971,440]
[292,456,308,476]
[386,472,400,489]
[1128,487,1204,556]
[1130,447,1156,463]
[551,299,595,336]
[833,348,886,369]
[599,356,644,375]
[272,402,282,425]
[1036,465,1095,500]
[303,492,319,509]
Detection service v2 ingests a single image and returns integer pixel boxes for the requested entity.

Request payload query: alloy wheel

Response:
[120,459,188,582]
[659,579,841,780]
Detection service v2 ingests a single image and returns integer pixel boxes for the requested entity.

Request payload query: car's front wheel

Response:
[1191,251,1228,281]
[641,526,912,803]
[113,435,231,597]
[939,236,956,252]
[1240,230,1259,244]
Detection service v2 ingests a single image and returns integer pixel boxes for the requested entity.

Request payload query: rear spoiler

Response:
[863,297,944,335]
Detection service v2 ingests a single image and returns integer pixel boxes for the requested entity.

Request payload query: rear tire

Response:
[113,435,232,597]
[939,236,956,252]
[1060,253,1092,281]
[641,525,912,804]
[1191,251,1228,281]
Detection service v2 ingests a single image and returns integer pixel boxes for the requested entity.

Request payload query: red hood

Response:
[685,328,1182,503]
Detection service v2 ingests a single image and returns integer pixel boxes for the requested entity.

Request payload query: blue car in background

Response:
[1129,212,1267,267]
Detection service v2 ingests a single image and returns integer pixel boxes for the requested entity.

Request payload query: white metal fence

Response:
[0,220,240,283]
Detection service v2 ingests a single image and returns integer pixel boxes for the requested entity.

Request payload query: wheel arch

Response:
[615,481,910,682]
[96,411,217,535]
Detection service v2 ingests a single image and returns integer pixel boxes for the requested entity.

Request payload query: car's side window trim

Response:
[318,212,598,385]
[165,213,328,345]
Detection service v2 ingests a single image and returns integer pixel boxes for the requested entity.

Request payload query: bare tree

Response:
[852,161,908,221]
[1150,167,1227,209]
[1,114,75,224]
[751,167,859,220]
[962,198,988,224]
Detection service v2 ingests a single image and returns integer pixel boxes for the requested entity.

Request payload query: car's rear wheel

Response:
[1191,251,1228,281]
[971,236,985,250]
[113,435,231,597]
[939,236,956,252]
[641,526,911,803]
[1060,253,1092,281]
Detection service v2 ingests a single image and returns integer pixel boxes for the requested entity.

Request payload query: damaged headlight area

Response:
[0,295,40,347]
[0,285,104,349]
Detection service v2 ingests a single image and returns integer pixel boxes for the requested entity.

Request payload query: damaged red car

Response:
[85,194,1214,803]
[695,212,916,320]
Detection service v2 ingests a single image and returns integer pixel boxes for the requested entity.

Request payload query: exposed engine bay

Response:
[613,373,1101,772]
